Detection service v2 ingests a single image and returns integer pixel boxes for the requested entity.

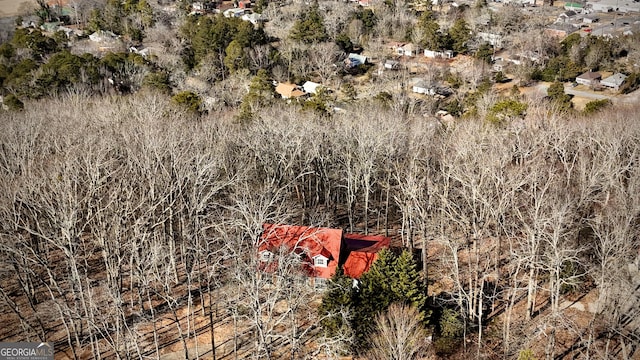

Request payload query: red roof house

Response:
[342,233,391,279]
[259,224,343,279]
[258,224,390,282]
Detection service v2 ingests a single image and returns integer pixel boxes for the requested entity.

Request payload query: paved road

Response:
[615,87,640,106]
[563,85,612,100]
[522,82,640,108]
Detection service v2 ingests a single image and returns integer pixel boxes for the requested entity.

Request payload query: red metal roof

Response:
[258,224,390,280]
[259,223,342,279]
[342,233,391,279]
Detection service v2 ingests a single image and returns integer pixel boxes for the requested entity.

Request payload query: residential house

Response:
[341,233,390,279]
[564,2,584,12]
[477,32,504,48]
[190,1,218,14]
[275,83,306,99]
[89,30,119,43]
[583,15,599,23]
[600,73,627,90]
[242,12,266,25]
[545,23,577,38]
[0,96,8,111]
[412,80,452,97]
[191,1,204,14]
[576,71,602,86]
[493,59,506,72]
[258,224,390,287]
[58,25,84,38]
[388,42,405,54]
[302,81,322,95]
[556,10,580,23]
[396,43,422,57]
[412,80,432,95]
[424,49,454,59]
[518,51,546,63]
[345,53,367,68]
[384,59,401,70]
[223,8,246,17]
[19,16,39,28]
[503,0,535,5]
[40,21,62,33]
[259,224,342,282]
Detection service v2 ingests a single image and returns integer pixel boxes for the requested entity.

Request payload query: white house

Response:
[302,81,322,95]
[424,49,454,59]
[223,8,246,17]
[412,80,451,97]
[477,32,504,48]
[575,71,602,86]
[412,80,434,95]
[600,73,627,90]
[242,13,266,24]
[397,43,422,57]
[583,15,599,23]
[89,30,119,43]
[556,10,582,23]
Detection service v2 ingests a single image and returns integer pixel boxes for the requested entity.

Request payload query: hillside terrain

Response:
[1,0,640,358]
[1,94,639,359]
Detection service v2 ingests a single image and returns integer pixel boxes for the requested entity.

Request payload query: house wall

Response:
[601,80,621,90]
[576,78,594,86]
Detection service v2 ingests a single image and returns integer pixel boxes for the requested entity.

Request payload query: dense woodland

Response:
[0,92,639,359]
[1,0,640,357]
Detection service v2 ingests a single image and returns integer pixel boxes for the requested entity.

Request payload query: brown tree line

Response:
[0,93,639,359]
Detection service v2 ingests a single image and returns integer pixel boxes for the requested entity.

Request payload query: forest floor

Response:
[2,222,638,359]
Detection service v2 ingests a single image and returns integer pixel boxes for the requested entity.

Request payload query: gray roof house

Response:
[384,59,400,70]
[412,79,452,97]
[600,73,627,90]
[345,53,367,68]
[576,71,602,86]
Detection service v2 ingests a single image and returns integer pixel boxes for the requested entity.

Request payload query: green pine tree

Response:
[224,40,248,73]
[417,11,441,50]
[392,249,427,314]
[448,19,471,53]
[289,6,328,44]
[318,269,354,337]
[237,70,274,123]
[352,249,399,349]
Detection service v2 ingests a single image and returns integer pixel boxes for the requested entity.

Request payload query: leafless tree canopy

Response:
[0,93,639,359]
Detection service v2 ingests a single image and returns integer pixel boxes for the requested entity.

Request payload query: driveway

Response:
[563,85,612,100]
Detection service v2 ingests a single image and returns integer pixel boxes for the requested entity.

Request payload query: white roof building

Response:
[302,81,322,95]
[600,73,628,90]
